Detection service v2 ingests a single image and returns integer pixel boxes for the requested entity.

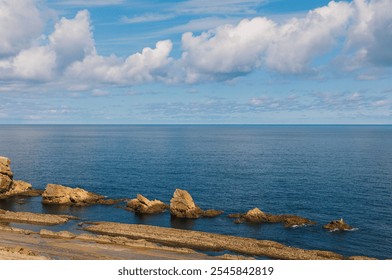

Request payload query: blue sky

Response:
[0,0,391,124]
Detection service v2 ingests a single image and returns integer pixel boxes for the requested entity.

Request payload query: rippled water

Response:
[0,125,391,259]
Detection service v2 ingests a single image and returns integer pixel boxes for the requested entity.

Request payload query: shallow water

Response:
[0,125,391,259]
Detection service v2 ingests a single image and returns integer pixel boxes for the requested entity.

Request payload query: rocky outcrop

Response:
[0,156,13,193]
[42,184,106,206]
[170,189,223,219]
[0,209,77,225]
[0,156,41,198]
[127,194,169,214]
[84,222,348,260]
[323,219,353,231]
[229,207,316,227]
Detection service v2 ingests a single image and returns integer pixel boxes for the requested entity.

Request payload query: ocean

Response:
[0,125,391,259]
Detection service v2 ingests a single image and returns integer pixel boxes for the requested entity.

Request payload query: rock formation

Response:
[169,189,223,219]
[85,222,349,260]
[0,209,77,225]
[323,218,353,231]
[229,207,316,227]
[0,156,13,193]
[42,184,106,206]
[127,194,169,214]
[0,156,41,198]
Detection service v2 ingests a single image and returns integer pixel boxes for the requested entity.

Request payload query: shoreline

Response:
[0,210,375,260]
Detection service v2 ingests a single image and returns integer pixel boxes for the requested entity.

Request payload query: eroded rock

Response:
[170,189,223,219]
[42,184,105,206]
[127,194,168,214]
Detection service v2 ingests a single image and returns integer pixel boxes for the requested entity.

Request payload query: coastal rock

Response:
[127,194,169,214]
[0,209,77,225]
[243,208,268,223]
[42,184,105,206]
[0,156,13,178]
[0,174,13,193]
[323,219,353,231]
[2,180,31,196]
[230,208,316,227]
[170,189,203,218]
[0,156,13,193]
[169,189,223,219]
[85,222,347,260]
[201,209,224,218]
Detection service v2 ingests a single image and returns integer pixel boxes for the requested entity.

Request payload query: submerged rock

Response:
[42,184,105,206]
[170,189,223,219]
[127,194,169,214]
[230,207,316,227]
[323,218,353,231]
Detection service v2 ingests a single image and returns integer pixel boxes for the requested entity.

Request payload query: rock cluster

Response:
[127,194,169,214]
[42,184,107,206]
[169,189,223,219]
[323,218,353,231]
[229,207,316,227]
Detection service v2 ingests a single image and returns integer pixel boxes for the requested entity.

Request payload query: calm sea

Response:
[0,125,391,259]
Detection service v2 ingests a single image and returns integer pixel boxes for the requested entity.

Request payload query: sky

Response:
[0,0,391,124]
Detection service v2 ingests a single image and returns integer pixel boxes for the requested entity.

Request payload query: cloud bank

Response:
[0,0,391,86]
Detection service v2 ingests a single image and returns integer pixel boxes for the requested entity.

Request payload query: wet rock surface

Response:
[85,222,348,260]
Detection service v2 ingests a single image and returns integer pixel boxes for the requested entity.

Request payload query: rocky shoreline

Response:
[0,156,372,260]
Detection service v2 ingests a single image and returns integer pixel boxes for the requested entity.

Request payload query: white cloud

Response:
[0,0,44,56]
[179,1,353,82]
[49,10,95,69]
[347,0,392,67]
[55,0,125,7]
[174,0,266,15]
[67,40,173,84]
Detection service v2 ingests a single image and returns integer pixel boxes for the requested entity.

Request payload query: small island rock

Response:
[170,189,223,219]
[323,218,353,231]
[127,194,168,214]
[170,189,203,218]
[230,207,316,227]
[42,184,105,206]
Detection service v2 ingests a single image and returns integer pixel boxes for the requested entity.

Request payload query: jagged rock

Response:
[42,184,105,206]
[170,189,223,219]
[230,207,316,227]
[170,189,203,218]
[323,219,353,231]
[0,156,13,193]
[127,194,169,214]
[0,157,13,178]
[40,229,77,239]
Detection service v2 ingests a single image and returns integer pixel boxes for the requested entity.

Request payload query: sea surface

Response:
[0,125,391,259]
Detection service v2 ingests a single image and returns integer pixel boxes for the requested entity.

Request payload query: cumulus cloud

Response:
[0,0,391,86]
[347,0,392,67]
[0,0,44,56]
[66,40,173,84]
[180,1,354,82]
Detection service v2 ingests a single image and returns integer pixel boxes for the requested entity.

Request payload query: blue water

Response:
[0,125,391,259]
